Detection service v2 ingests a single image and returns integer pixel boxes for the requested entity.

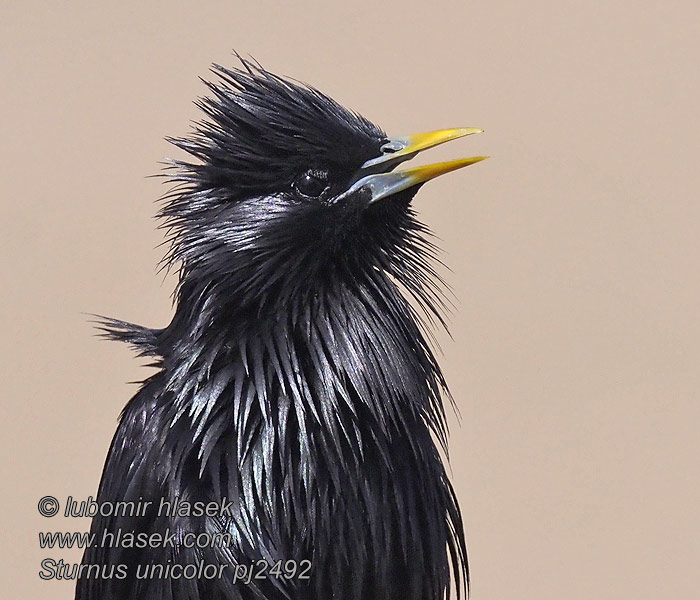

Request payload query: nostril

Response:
[380,140,403,154]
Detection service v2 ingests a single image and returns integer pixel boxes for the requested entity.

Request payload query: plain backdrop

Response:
[2,2,698,598]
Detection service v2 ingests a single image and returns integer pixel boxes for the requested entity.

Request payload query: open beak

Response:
[346,127,488,203]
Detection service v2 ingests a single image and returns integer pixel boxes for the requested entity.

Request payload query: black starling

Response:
[76,57,486,600]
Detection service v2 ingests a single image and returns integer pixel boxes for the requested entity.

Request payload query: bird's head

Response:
[162,58,486,313]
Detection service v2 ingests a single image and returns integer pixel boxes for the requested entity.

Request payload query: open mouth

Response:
[345,127,488,203]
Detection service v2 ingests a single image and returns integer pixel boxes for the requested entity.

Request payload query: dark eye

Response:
[294,169,329,199]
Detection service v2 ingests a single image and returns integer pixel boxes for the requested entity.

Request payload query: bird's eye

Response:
[294,169,329,199]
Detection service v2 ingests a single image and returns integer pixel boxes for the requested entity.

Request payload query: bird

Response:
[76,56,487,600]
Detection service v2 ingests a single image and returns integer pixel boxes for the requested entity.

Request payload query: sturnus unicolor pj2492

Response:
[76,57,487,600]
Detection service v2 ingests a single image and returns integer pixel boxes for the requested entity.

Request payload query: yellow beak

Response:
[362,127,484,169]
[348,127,488,203]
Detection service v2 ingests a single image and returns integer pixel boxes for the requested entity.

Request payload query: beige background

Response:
[2,2,698,598]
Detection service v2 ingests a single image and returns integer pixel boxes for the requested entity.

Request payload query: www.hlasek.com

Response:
[37,495,311,583]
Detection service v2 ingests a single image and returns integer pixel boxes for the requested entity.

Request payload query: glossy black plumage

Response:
[77,58,469,600]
